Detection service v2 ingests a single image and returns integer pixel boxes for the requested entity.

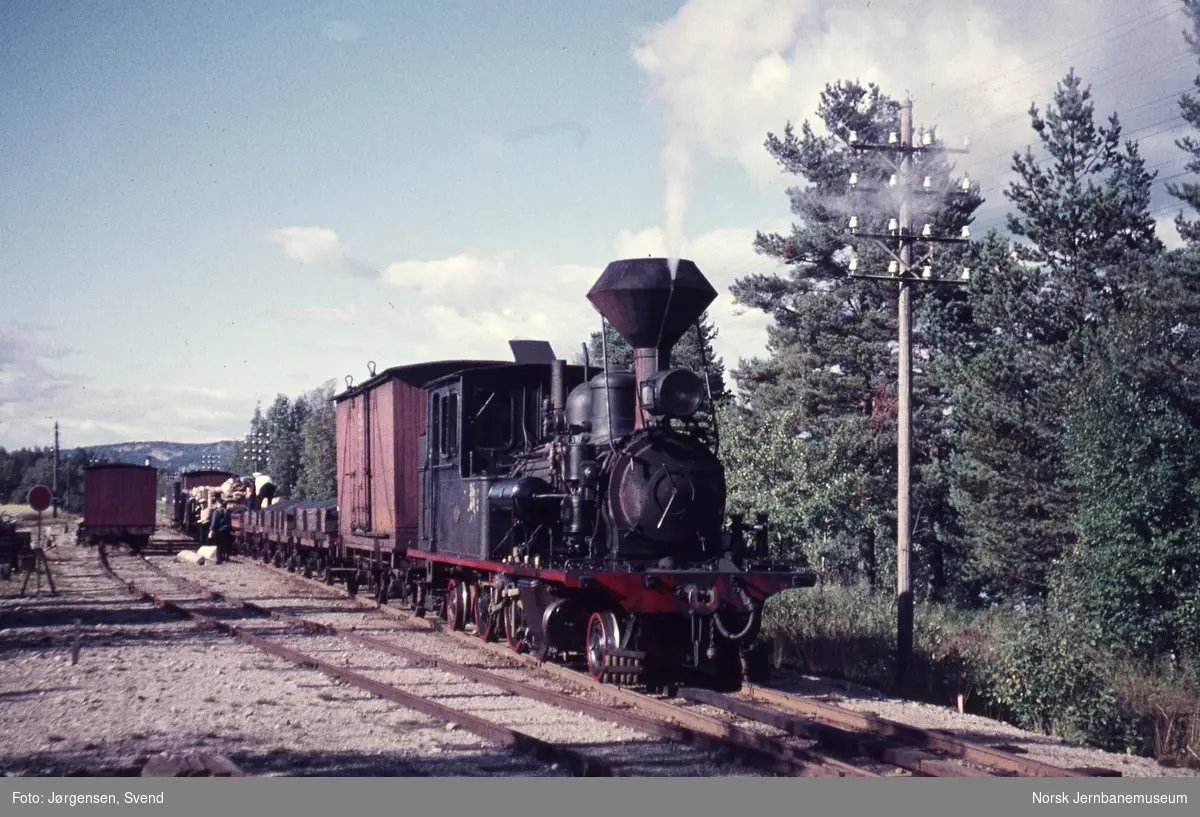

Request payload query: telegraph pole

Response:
[896,99,914,685]
[52,422,60,519]
[845,95,972,690]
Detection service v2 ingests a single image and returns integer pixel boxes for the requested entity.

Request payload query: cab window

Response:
[440,391,458,460]
[472,389,513,450]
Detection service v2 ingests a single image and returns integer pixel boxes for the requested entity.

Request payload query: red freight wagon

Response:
[335,361,500,558]
[77,463,157,551]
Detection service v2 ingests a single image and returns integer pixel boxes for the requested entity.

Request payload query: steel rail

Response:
[739,683,1104,778]
[677,686,989,777]
[127,550,864,779]
[97,546,614,777]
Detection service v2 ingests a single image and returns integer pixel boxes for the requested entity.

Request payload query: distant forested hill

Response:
[84,441,235,475]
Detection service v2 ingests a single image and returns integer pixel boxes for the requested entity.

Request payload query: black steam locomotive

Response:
[228,258,816,689]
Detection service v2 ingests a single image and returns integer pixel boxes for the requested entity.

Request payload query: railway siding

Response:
[0,542,550,777]
[109,546,785,776]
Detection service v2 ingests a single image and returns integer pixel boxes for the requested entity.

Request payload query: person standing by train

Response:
[209,498,232,564]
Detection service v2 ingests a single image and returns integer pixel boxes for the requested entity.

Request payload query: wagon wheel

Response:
[504,599,526,652]
[474,586,497,642]
[445,579,466,631]
[586,611,620,682]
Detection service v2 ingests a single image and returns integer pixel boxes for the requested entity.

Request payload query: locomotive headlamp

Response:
[640,367,705,418]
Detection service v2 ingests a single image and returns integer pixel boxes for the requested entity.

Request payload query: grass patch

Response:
[0,504,80,535]
[763,585,1200,766]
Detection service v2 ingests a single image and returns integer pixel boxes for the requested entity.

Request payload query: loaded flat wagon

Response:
[178,469,237,537]
[77,463,157,551]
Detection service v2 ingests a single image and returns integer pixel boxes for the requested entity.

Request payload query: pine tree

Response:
[1169,0,1200,245]
[1007,69,1159,340]
[731,80,980,588]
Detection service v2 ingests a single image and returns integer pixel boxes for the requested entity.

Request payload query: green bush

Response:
[762,585,1179,758]
[978,613,1138,751]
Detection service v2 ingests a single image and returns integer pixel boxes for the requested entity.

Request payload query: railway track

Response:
[100,544,873,778]
[147,536,1120,779]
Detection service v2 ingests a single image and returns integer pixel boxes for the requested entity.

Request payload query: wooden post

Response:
[895,97,914,691]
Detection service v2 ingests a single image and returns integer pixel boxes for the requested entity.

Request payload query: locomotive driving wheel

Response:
[504,598,526,652]
[586,611,620,682]
[474,586,497,642]
[445,579,467,631]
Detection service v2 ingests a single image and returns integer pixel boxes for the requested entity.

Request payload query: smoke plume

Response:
[662,135,692,279]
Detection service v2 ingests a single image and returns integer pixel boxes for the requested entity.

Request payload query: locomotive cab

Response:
[417,362,589,562]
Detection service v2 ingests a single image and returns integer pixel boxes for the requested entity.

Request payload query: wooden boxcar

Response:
[77,463,157,550]
[334,361,501,560]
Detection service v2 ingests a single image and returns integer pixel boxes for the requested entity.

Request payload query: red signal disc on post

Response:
[28,485,52,512]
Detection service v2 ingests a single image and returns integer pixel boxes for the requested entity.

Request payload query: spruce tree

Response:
[1057,250,1200,671]
[940,69,1160,602]
[928,233,1076,600]
[264,395,301,497]
[297,381,337,500]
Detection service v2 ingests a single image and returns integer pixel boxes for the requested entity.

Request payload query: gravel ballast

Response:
[0,541,756,777]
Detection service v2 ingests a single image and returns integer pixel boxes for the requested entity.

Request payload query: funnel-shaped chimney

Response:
[587,258,717,352]
[587,258,717,428]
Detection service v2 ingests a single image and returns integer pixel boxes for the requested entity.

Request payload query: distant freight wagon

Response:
[77,463,157,551]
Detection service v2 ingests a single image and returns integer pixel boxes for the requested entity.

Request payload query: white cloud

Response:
[266,226,342,265]
[381,253,511,294]
[264,226,378,277]
[632,0,1194,224]
[365,222,787,378]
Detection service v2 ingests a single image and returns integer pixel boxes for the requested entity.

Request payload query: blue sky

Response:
[3,1,1198,449]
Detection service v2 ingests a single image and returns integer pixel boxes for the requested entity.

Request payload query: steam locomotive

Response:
[204,258,816,689]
